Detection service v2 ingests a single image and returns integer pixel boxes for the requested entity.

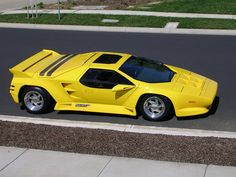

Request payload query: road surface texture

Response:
[0,28,235,131]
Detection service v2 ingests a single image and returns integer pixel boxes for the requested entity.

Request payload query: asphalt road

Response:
[0,28,236,131]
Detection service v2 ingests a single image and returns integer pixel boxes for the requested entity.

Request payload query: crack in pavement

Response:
[97,156,113,177]
[0,148,28,173]
[203,164,209,177]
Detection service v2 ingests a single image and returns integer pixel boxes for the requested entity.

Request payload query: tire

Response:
[138,95,173,121]
[20,87,55,114]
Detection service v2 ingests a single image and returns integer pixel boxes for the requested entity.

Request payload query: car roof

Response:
[45,51,131,77]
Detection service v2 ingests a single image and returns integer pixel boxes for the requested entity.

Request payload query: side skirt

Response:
[54,102,137,116]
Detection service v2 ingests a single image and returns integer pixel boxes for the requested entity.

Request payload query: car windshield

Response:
[119,56,174,83]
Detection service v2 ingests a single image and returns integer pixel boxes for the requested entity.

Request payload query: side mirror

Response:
[112,84,135,92]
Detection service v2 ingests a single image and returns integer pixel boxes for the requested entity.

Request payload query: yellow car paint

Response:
[9,49,218,117]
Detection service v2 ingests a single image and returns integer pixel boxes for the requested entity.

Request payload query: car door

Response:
[78,68,136,105]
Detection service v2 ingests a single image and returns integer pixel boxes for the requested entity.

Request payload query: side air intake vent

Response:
[61,83,79,99]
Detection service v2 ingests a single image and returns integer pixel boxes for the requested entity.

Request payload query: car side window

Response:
[80,68,134,89]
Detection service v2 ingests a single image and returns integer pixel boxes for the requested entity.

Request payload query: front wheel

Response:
[21,87,55,114]
[138,95,173,121]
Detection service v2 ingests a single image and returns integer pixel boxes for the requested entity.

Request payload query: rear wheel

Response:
[138,95,173,121]
[21,87,55,114]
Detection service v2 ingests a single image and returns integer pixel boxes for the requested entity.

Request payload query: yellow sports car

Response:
[9,49,218,121]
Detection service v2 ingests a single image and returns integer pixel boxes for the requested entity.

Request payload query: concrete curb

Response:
[1,114,236,139]
[1,22,236,36]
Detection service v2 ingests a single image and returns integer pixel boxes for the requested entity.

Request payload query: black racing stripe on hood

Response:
[39,54,70,76]
[46,54,78,76]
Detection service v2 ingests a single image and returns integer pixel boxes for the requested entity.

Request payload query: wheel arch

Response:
[135,93,176,116]
[18,85,56,103]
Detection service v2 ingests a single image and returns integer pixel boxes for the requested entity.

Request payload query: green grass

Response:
[0,14,169,27]
[134,0,236,14]
[1,14,236,29]
[178,18,236,29]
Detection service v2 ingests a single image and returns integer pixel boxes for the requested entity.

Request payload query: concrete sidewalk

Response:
[1,9,236,20]
[0,0,59,11]
[0,146,235,177]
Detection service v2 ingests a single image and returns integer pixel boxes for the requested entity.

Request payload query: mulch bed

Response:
[0,120,236,166]
[45,0,160,10]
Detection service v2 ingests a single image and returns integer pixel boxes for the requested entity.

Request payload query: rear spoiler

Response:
[9,49,59,77]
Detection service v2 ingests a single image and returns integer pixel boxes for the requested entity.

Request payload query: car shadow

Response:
[177,96,220,121]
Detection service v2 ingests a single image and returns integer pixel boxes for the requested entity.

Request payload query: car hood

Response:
[168,65,208,96]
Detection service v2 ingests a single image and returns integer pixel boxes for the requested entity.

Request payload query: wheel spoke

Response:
[148,100,156,104]
[143,96,166,119]
[24,90,44,112]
